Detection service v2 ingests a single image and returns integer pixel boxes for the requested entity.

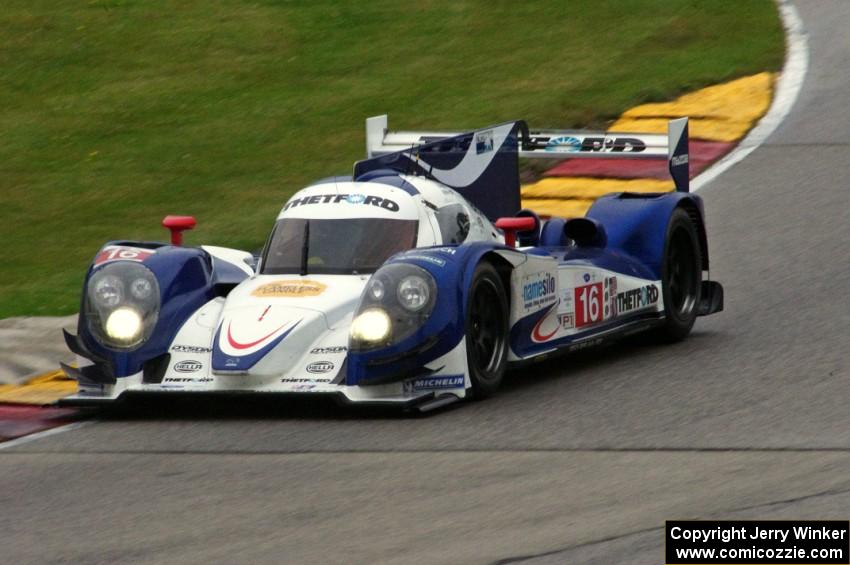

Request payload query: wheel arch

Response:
[675,199,709,271]
[586,192,710,279]
[479,251,514,312]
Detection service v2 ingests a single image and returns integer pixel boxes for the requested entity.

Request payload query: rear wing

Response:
[364,114,689,193]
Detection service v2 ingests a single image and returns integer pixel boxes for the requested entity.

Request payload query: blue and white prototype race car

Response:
[62,115,723,411]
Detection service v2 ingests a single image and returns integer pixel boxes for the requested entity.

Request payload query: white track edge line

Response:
[0,420,93,451]
[691,0,809,192]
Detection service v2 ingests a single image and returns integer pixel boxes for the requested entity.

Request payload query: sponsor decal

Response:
[283,193,400,212]
[171,345,212,353]
[251,279,328,298]
[557,287,574,314]
[399,254,445,267]
[310,346,347,354]
[569,337,603,352]
[292,384,316,391]
[579,136,646,153]
[583,273,591,283]
[94,245,155,266]
[433,247,457,255]
[252,280,326,298]
[225,358,239,368]
[545,136,582,153]
[405,374,465,393]
[616,284,659,314]
[165,376,213,383]
[280,376,331,383]
[306,361,334,374]
[671,154,689,166]
[607,277,618,318]
[522,272,557,310]
[174,360,202,373]
[475,130,494,154]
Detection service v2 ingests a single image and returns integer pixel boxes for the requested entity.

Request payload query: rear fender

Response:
[586,192,708,279]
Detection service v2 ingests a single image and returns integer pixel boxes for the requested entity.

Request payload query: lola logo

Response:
[252,280,327,298]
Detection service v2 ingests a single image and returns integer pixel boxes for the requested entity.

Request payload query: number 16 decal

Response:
[575,282,602,327]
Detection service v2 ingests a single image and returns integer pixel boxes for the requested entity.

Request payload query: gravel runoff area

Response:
[0,316,76,385]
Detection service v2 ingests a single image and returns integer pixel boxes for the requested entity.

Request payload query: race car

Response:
[61,114,723,411]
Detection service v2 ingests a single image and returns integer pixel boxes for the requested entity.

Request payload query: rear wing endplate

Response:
[365,114,690,192]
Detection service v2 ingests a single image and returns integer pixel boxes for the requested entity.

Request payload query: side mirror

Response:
[564,217,607,248]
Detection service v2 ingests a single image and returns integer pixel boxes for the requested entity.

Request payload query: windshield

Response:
[260,218,418,275]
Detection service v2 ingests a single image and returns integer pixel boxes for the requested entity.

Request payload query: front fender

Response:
[346,242,517,385]
[76,242,249,378]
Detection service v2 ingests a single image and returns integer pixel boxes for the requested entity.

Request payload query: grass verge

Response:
[0,0,783,316]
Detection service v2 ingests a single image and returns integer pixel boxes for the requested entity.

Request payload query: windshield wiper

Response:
[299,220,310,276]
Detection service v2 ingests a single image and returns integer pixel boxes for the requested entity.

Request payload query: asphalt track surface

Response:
[3,2,849,563]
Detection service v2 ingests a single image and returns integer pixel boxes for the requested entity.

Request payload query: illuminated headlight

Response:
[349,263,437,352]
[397,275,430,312]
[85,260,160,350]
[105,307,143,345]
[350,309,391,344]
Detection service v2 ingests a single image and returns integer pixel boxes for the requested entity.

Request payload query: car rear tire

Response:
[655,208,702,342]
[465,262,508,398]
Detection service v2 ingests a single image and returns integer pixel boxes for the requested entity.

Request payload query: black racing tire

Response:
[465,262,509,398]
[655,208,702,342]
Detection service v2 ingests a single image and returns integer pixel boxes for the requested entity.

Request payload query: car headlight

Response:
[85,261,160,350]
[104,307,144,345]
[350,308,392,344]
[93,275,124,307]
[350,263,437,352]
[397,275,430,312]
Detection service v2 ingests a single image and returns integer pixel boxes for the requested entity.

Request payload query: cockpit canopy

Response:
[260,217,418,275]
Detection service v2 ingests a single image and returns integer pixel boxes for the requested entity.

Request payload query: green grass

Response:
[0,0,783,317]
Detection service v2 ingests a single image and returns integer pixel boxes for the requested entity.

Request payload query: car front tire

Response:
[465,262,509,397]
